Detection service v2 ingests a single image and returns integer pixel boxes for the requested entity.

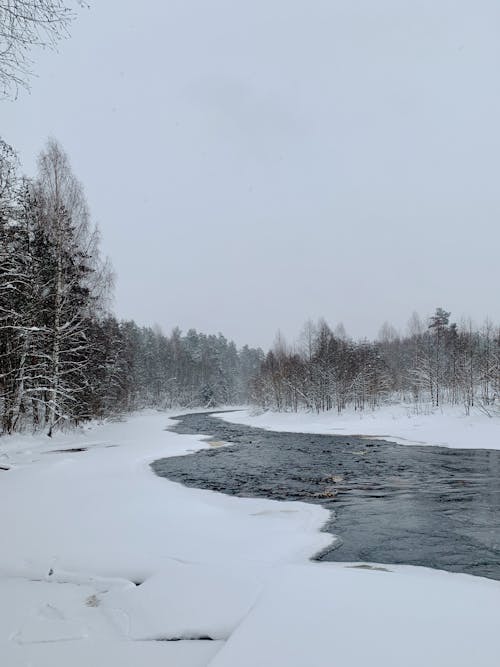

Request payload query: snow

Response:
[101,561,273,641]
[209,563,500,667]
[0,412,330,582]
[0,576,223,667]
[1,409,500,666]
[215,404,500,450]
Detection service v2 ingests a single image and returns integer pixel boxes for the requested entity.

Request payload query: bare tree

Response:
[0,0,81,98]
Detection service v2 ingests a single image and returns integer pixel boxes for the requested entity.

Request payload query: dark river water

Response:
[152,411,500,580]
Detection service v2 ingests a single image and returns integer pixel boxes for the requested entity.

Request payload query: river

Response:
[152,411,500,580]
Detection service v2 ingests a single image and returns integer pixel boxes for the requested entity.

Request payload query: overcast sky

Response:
[3,0,500,348]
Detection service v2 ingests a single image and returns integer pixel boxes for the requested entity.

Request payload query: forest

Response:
[1,138,499,435]
[252,313,500,415]
[0,138,263,434]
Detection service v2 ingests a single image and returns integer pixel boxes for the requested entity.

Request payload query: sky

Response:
[2,0,500,349]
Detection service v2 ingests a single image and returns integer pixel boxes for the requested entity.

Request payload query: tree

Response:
[0,139,26,431]
[0,138,17,196]
[428,308,451,407]
[0,0,80,98]
[33,139,110,433]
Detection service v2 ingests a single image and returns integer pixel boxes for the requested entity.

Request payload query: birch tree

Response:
[0,0,79,97]
[34,139,106,433]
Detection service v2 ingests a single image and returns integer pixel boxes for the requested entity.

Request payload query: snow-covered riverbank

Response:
[1,411,499,666]
[215,404,500,450]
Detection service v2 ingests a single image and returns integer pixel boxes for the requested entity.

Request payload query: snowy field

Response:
[1,410,500,666]
[215,404,500,450]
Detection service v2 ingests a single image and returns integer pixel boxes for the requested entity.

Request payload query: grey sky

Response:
[3,0,500,348]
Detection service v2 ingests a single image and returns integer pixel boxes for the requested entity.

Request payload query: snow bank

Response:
[0,576,223,667]
[209,563,500,667]
[2,409,500,666]
[214,404,500,450]
[102,561,274,640]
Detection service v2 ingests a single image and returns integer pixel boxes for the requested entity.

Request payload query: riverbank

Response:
[1,410,499,666]
[215,403,500,450]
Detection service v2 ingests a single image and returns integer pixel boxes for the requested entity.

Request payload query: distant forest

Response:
[253,312,499,416]
[1,138,499,434]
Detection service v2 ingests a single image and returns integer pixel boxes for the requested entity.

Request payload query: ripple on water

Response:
[152,411,500,581]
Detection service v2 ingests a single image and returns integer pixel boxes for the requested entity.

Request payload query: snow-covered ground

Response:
[1,410,499,666]
[215,404,500,450]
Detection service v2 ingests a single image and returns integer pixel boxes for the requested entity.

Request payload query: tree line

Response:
[0,138,263,434]
[250,311,500,416]
[2,138,498,434]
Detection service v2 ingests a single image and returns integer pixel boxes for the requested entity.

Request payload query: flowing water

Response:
[152,411,500,580]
